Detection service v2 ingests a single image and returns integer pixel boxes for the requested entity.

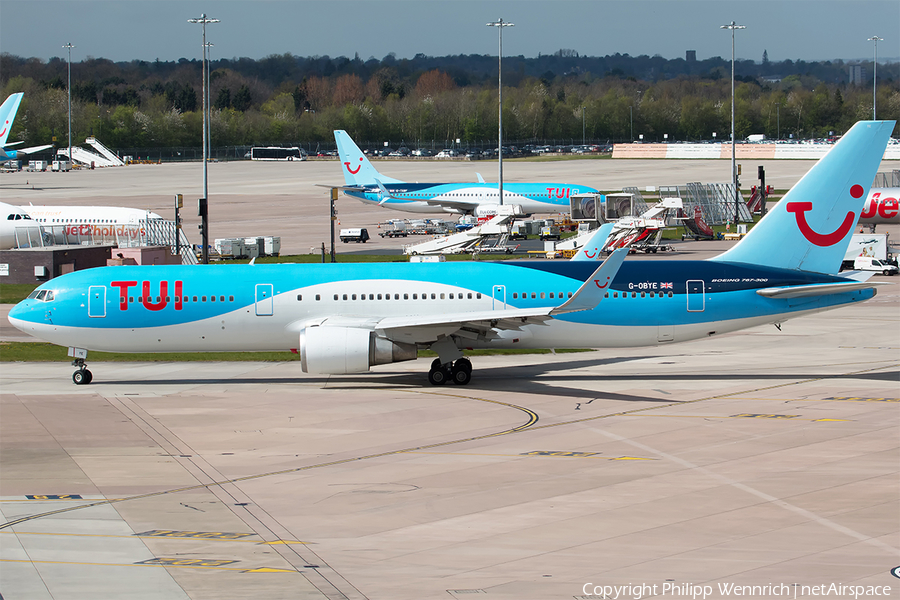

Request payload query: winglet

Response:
[552,248,628,315]
[374,179,393,205]
[570,223,615,261]
[476,173,485,184]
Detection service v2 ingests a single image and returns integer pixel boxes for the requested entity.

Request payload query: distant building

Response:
[849,64,867,85]
[686,50,696,62]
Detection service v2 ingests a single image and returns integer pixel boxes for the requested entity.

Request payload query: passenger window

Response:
[549,292,554,299]
[449,293,454,299]
[404,293,409,300]
[377,294,382,300]
[334,294,338,301]
[315,294,321,301]
[512,293,518,299]
[604,292,609,298]
[632,292,637,298]
[467,293,472,299]
[211,296,216,302]
[352,294,357,300]
[540,293,545,299]
[641,292,645,298]
[343,294,348,300]
[297,294,302,301]
[229,296,234,302]
[649,292,655,297]
[440,293,445,299]
[413,294,418,299]
[668,292,674,298]
[567,292,572,298]
[476,293,482,299]
[202,296,207,302]
[193,296,198,302]
[394,294,400,300]
[614,292,618,298]
[531,293,536,299]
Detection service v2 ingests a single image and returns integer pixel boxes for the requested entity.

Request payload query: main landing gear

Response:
[428,357,472,386]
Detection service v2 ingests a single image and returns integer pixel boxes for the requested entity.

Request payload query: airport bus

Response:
[249,147,305,161]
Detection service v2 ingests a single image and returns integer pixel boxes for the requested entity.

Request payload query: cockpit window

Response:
[31,290,55,302]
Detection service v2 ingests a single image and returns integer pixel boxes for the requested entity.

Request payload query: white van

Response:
[854,256,898,276]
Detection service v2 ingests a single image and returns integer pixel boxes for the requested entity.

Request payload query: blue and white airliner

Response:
[0,93,53,162]
[334,129,599,216]
[9,121,895,386]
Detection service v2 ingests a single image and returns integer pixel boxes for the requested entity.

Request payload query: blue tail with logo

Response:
[711,120,895,274]
[0,93,24,146]
[334,130,404,186]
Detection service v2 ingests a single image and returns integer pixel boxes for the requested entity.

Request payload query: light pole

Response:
[188,13,218,264]
[63,43,75,166]
[582,106,586,146]
[721,21,745,225]
[205,41,214,160]
[629,105,633,141]
[867,36,883,119]
[487,17,513,205]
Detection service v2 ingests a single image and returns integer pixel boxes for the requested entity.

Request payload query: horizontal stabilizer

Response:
[756,281,882,299]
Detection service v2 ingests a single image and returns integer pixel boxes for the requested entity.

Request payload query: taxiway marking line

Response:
[0,558,294,573]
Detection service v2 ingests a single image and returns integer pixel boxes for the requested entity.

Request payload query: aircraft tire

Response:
[73,369,91,385]
[455,358,472,374]
[428,367,449,386]
[451,366,471,386]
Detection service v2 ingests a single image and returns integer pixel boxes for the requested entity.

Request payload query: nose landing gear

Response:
[69,347,93,385]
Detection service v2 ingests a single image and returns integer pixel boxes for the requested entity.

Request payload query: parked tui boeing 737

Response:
[333,129,599,216]
[9,121,895,386]
[0,93,53,162]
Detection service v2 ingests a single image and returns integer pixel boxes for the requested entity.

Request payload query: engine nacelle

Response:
[299,326,417,374]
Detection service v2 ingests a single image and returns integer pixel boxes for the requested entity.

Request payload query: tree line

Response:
[1,51,897,153]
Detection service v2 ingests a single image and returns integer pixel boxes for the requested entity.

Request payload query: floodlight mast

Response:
[63,43,75,167]
[721,21,745,225]
[487,18,513,205]
[867,36,883,119]
[188,13,219,264]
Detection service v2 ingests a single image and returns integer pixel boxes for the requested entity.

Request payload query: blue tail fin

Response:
[711,120,895,274]
[570,223,614,261]
[0,93,24,146]
[334,130,403,186]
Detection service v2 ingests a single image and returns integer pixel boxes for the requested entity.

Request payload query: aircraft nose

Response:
[7,299,33,331]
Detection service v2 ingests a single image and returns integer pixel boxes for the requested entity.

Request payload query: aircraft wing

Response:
[16,144,53,156]
[756,280,883,299]
[314,183,368,192]
[304,249,628,344]
[423,197,482,212]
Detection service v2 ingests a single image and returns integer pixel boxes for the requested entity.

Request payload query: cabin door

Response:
[255,284,274,316]
[88,286,106,318]
[686,280,705,312]
[492,285,507,310]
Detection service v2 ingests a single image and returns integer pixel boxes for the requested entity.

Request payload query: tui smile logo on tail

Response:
[786,184,863,247]
[344,157,363,175]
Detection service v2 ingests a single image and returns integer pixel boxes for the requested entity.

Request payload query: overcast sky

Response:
[1,0,898,65]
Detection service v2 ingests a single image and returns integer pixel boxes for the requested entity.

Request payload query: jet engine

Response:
[299,326,417,374]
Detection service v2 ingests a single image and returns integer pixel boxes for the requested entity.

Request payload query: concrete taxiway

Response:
[1,276,898,599]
